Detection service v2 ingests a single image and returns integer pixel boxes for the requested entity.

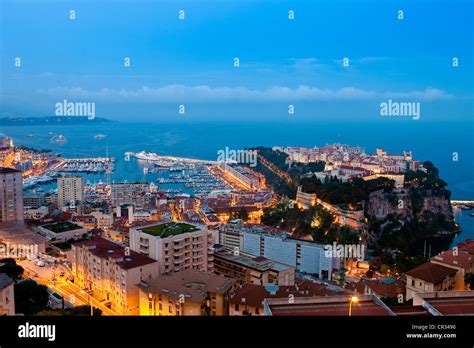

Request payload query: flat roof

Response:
[265,295,393,316]
[215,249,293,272]
[139,222,199,238]
[137,269,236,303]
[41,221,83,233]
[0,222,47,246]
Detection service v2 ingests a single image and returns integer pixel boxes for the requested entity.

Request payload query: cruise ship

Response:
[133,151,162,161]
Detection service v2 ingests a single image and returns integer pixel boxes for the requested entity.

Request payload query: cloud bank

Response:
[37,85,455,103]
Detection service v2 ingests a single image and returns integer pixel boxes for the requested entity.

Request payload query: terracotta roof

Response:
[431,249,474,270]
[72,237,156,270]
[427,296,474,315]
[406,262,457,284]
[137,269,236,303]
[390,305,431,316]
[229,282,347,308]
[266,295,392,316]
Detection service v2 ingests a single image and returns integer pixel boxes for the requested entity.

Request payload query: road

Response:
[18,258,117,316]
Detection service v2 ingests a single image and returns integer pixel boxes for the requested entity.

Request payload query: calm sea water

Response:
[2,119,473,242]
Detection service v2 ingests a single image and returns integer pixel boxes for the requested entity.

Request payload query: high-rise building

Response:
[0,168,24,222]
[57,175,84,209]
[111,182,150,210]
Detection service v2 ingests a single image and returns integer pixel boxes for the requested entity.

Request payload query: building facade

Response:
[130,221,217,274]
[0,168,24,222]
[137,269,236,316]
[218,223,339,279]
[71,238,159,315]
[57,175,84,210]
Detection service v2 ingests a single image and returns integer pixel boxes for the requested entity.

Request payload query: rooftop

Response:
[414,291,474,315]
[406,262,457,284]
[0,167,21,174]
[41,221,83,233]
[139,222,199,238]
[137,269,236,303]
[214,247,294,272]
[72,237,157,270]
[229,282,349,308]
[0,221,47,246]
[264,294,394,316]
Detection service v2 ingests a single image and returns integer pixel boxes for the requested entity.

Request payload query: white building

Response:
[218,223,339,279]
[57,175,84,210]
[130,221,217,275]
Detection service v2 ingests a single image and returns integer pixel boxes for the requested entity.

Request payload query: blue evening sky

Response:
[0,0,472,121]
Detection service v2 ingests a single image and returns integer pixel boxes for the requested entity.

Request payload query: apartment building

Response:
[129,221,217,274]
[218,223,339,279]
[57,175,84,210]
[137,269,236,316]
[405,262,457,301]
[0,273,15,315]
[71,238,159,315]
[0,167,24,222]
[110,183,150,210]
[213,246,295,286]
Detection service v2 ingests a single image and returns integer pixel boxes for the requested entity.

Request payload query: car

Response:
[36,261,45,267]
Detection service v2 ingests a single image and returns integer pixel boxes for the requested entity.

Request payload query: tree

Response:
[14,279,49,315]
[0,258,24,279]
[237,208,249,222]
[465,273,474,289]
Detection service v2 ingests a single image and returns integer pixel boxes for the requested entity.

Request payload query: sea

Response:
[1,119,473,245]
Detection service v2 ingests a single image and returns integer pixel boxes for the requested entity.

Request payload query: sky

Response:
[0,0,473,121]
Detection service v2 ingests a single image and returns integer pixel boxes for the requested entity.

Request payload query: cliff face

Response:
[367,189,413,220]
[366,188,455,246]
[418,194,453,221]
[367,189,453,222]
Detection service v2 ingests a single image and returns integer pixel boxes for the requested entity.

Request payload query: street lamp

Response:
[348,296,358,316]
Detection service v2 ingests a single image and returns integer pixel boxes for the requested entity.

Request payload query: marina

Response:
[56,157,115,173]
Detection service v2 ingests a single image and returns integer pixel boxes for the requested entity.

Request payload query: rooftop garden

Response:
[42,221,82,233]
[141,222,197,238]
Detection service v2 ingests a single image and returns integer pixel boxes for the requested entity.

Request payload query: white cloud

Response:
[36,85,455,102]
